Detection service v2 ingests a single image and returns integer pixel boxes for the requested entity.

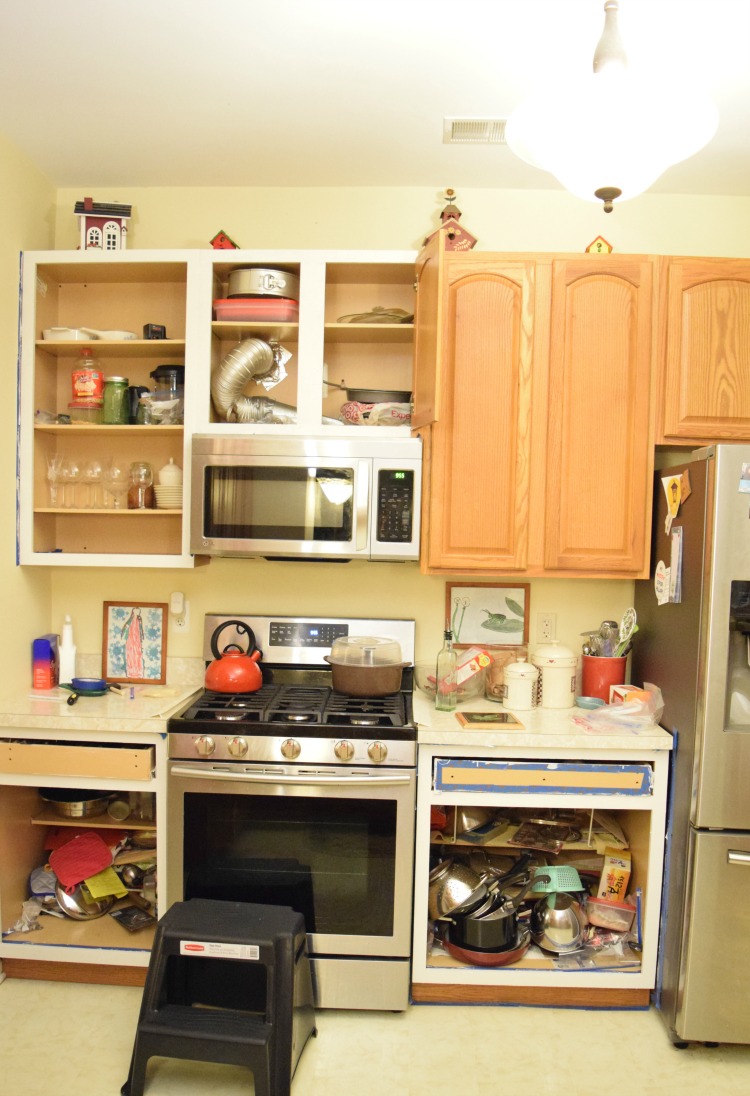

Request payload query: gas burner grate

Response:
[266,686,329,724]
[324,691,406,728]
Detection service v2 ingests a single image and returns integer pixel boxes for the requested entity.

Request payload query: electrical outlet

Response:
[173,601,189,631]
[537,612,557,642]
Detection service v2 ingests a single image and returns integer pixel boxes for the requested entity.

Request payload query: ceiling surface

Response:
[2,0,749,197]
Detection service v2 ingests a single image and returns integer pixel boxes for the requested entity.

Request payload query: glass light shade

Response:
[506,65,719,205]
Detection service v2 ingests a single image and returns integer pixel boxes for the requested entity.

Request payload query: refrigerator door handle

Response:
[727,850,750,866]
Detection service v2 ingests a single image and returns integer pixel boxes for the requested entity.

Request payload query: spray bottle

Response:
[59,615,77,684]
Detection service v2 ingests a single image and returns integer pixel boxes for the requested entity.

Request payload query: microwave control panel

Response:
[376,470,414,542]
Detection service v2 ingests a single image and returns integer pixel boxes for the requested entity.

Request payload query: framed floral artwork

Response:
[445,583,530,648]
[102,601,168,684]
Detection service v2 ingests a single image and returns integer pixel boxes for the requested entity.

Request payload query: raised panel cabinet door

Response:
[544,258,654,575]
[412,236,443,428]
[423,257,535,572]
[661,258,750,442]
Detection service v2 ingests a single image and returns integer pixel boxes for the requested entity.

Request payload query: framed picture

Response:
[446,583,530,648]
[102,602,168,684]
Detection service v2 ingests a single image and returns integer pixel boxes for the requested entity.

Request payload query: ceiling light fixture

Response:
[505,0,719,212]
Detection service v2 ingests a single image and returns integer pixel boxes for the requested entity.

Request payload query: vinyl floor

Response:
[1,977,750,1095]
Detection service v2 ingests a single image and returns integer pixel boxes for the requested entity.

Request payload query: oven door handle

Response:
[170,764,412,787]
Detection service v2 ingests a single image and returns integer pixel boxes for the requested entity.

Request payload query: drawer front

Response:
[433,759,653,795]
[0,742,154,781]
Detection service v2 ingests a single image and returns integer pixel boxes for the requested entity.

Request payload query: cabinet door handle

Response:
[727,850,750,866]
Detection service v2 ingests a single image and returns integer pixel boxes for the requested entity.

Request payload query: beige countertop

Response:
[413,692,673,753]
[0,683,200,736]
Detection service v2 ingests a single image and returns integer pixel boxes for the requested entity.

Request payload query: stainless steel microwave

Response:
[190,435,422,561]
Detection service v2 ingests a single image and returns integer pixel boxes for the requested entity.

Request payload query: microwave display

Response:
[204,466,354,542]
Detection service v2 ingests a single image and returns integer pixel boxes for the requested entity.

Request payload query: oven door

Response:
[166,763,416,958]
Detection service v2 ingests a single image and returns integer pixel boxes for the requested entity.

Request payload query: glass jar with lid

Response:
[102,376,129,425]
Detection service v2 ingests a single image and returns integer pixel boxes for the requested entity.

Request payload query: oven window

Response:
[204,466,354,542]
[182,792,397,936]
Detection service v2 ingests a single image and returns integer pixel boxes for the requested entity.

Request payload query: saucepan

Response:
[447,873,550,952]
[60,677,122,705]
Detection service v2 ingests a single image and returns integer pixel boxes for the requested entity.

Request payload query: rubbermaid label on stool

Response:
[180,940,260,960]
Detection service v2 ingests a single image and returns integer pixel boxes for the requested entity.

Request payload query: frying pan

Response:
[61,678,122,705]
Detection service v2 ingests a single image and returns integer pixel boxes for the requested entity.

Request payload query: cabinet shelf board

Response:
[2,909,156,952]
[36,339,186,357]
[34,423,183,436]
[31,808,155,830]
[324,322,414,344]
[211,321,299,342]
[34,508,182,516]
[36,259,188,284]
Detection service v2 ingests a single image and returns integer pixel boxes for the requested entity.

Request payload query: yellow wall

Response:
[5,181,749,678]
[0,136,55,689]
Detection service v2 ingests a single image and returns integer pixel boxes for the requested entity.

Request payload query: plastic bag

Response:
[572,683,664,735]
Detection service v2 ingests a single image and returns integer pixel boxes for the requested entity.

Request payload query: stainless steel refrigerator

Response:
[632,444,750,1046]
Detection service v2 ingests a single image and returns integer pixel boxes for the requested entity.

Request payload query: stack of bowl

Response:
[154,484,183,509]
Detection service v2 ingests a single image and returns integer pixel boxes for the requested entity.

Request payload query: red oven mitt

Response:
[49,831,113,893]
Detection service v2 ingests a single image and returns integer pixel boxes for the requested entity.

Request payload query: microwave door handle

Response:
[355,461,369,552]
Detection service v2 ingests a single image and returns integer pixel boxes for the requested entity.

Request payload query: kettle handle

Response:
[210,620,259,660]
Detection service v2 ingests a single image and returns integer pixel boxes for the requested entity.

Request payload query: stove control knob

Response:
[334,739,355,762]
[194,735,215,757]
[228,737,248,758]
[281,738,301,760]
[368,741,388,763]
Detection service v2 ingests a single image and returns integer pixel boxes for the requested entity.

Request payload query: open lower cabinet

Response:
[412,744,670,1007]
[0,731,168,983]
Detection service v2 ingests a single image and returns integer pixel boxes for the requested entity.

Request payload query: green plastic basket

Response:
[531,865,583,893]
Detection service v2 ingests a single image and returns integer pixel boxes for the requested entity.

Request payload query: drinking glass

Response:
[82,457,104,508]
[103,458,130,509]
[60,456,82,508]
[129,461,153,509]
[46,454,63,506]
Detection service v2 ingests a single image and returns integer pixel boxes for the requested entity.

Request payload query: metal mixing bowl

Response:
[530,892,586,953]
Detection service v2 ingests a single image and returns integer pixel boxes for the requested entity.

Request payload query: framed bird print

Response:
[102,601,168,684]
[445,583,530,649]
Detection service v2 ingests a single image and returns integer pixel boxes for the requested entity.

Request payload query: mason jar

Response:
[102,376,129,425]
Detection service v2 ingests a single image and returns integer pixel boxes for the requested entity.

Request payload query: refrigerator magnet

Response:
[655,559,670,605]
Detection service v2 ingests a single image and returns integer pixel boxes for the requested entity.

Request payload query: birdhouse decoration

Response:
[74,197,131,251]
[210,229,240,250]
[424,189,477,252]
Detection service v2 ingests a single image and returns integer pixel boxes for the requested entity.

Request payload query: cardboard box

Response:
[32,633,59,690]
[597,847,632,901]
[609,685,651,704]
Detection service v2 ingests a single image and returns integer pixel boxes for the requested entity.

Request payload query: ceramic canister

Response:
[531,641,577,709]
[502,657,539,711]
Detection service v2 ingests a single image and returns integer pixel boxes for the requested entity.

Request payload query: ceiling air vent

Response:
[443,118,507,144]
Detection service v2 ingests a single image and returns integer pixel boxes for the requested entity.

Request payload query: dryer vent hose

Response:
[211,337,338,424]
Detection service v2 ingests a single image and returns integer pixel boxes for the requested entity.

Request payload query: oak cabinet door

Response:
[421,256,535,572]
[543,258,654,576]
[660,258,750,442]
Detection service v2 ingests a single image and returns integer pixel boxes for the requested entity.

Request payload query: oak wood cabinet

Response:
[657,257,750,444]
[413,238,656,578]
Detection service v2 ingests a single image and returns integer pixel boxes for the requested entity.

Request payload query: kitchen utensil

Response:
[442,925,531,966]
[531,865,584,893]
[613,607,638,657]
[227,266,300,300]
[54,880,115,920]
[205,619,263,693]
[42,327,96,341]
[324,635,405,697]
[455,806,495,834]
[448,874,546,952]
[61,680,121,704]
[49,830,113,890]
[39,789,113,818]
[530,892,586,953]
[428,859,487,921]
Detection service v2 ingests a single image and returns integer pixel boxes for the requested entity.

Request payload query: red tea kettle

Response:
[205,620,263,693]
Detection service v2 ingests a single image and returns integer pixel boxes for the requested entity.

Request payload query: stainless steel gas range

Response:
[166,615,417,1012]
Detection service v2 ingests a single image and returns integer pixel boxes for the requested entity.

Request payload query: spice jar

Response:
[102,376,129,425]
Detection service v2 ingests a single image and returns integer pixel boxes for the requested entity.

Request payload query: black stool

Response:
[121,899,316,1096]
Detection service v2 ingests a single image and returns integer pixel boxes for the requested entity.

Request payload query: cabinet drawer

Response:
[433,759,653,796]
[0,741,155,781]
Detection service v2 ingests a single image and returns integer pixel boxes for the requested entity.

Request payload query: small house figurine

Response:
[424,189,477,252]
[586,236,614,254]
[74,197,131,251]
[210,229,240,250]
